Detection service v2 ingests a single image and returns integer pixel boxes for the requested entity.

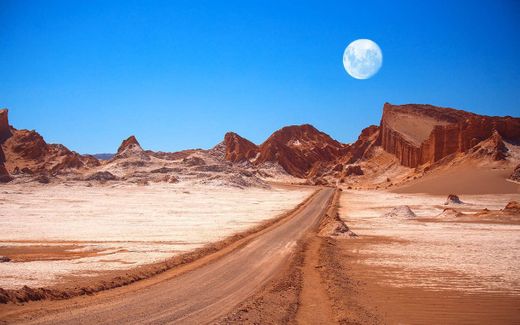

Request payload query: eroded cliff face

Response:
[0,109,13,181]
[0,109,12,143]
[379,103,520,168]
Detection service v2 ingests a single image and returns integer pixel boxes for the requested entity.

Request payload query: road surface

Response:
[6,187,334,325]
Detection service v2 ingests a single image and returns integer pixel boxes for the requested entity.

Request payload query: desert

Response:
[2,2,520,324]
[1,101,519,324]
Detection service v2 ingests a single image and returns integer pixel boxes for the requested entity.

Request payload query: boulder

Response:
[444,194,463,205]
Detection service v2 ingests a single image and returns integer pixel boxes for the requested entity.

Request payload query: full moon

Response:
[343,39,383,79]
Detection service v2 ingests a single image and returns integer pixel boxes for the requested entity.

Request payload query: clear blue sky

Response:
[1,0,519,153]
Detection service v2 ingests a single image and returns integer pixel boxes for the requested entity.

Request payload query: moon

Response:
[343,39,383,79]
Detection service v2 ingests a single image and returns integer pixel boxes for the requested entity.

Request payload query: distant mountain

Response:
[92,153,114,160]
[218,103,520,186]
[1,103,519,188]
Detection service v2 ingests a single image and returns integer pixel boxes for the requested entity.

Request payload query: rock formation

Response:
[1,103,518,185]
[223,132,258,163]
[436,208,464,218]
[445,194,463,205]
[85,171,118,182]
[113,135,149,161]
[511,164,520,182]
[382,205,417,219]
[504,201,520,212]
[0,147,11,183]
[345,125,380,163]
[254,124,349,178]
[469,130,508,160]
[0,109,12,182]
[379,103,520,168]
[1,129,97,174]
[0,109,98,176]
[344,165,364,176]
[117,135,141,153]
[0,109,12,143]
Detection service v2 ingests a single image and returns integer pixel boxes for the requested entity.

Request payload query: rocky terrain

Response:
[1,103,519,192]
[0,103,518,324]
[379,103,519,167]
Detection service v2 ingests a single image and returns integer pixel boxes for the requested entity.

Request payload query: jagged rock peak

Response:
[0,108,13,143]
[223,132,258,163]
[117,135,142,154]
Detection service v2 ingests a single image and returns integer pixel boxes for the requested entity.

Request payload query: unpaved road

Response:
[2,188,334,325]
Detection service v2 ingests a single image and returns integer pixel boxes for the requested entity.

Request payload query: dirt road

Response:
[2,188,334,325]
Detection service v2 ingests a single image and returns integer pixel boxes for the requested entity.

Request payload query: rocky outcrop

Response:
[346,125,380,163]
[113,135,149,161]
[379,103,520,168]
[117,135,141,154]
[0,143,12,182]
[2,129,98,174]
[344,165,364,176]
[444,194,463,205]
[0,109,12,143]
[382,205,417,219]
[254,124,349,178]
[0,158,11,183]
[511,164,520,182]
[85,171,118,182]
[504,201,520,212]
[223,132,258,163]
[0,109,101,176]
[469,130,508,160]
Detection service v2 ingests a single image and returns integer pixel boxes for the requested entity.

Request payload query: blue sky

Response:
[1,0,519,153]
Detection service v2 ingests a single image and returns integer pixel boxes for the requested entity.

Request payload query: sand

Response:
[339,189,520,293]
[394,163,519,195]
[329,189,520,323]
[0,182,312,289]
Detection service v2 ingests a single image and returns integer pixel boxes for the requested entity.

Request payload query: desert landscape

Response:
[2,1,520,323]
[0,102,519,324]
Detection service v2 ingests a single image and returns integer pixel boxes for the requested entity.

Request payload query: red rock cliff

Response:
[379,103,520,168]
[223,132,258,162]
[0,109,12,143]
